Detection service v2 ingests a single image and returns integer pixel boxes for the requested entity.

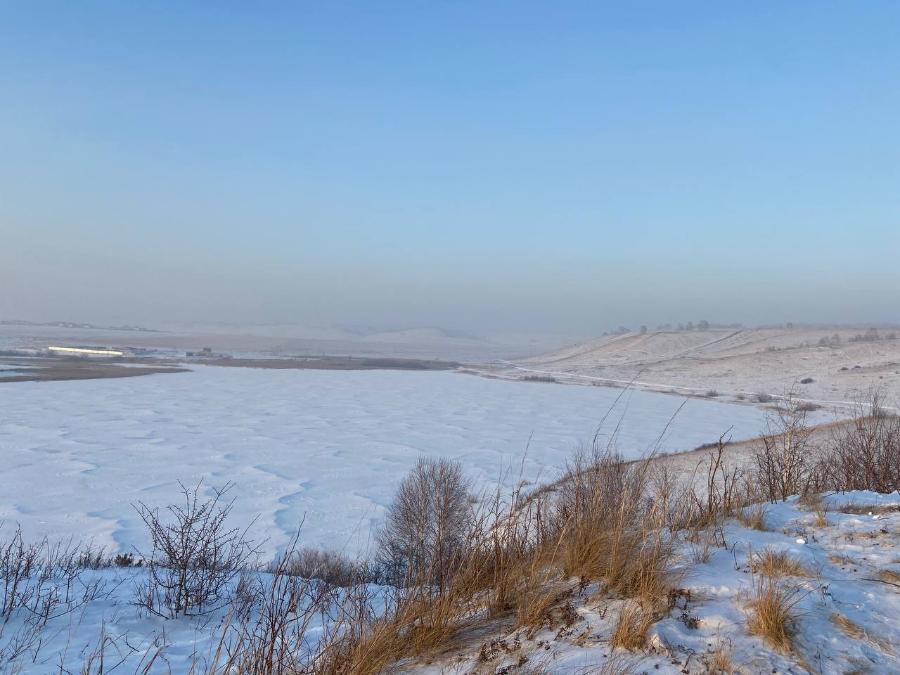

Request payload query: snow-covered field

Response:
[489,327,900,412]
[0,366,781,558]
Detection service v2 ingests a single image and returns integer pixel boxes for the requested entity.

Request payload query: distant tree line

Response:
[602,320,743,336]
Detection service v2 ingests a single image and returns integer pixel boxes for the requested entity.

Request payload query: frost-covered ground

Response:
[485,327,900,413]
[2,492,895,673]
[0,563,389,672]
[414,491,900,675]
[0,366,782,558]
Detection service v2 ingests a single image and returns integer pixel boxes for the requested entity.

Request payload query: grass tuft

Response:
[737,503,768,531]
[610,601,652,650]
[746,576,801,652]
[750,549,811,578]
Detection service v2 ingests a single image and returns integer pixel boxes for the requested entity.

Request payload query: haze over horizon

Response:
[3,2,899,336]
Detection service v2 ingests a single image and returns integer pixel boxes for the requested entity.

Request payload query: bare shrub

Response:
[0,526,106,664]
[826,392,900,494]
[222,534,340,674]
[753,396,814,502]
[133,481,259,618]
[849,328,882,342]
[685,436,748,528]
[521,375,557,383]
[272,548,368,587]
[376,457,471,592]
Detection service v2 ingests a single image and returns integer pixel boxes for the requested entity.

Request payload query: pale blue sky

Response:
[2,2,898,334]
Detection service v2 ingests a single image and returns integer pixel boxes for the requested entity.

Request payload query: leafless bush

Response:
[0,526,106,665]
[826,392,900,493]
[683,436,748,527]
[521,375,557,383]
[269,547,370,588]
[753,396,814,502]
[376,457,471,592]
[849,328,883,343]
[133,481,260,618]
[219,533,341,674]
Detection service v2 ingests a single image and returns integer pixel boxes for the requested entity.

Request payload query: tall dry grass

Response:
[746,576,802,652]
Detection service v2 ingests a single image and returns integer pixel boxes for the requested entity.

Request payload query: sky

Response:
[2,2,899,337]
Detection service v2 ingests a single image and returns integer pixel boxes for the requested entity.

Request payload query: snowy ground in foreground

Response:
[416,491,900,675]
[0,491,896,673]
[0,367,787,557]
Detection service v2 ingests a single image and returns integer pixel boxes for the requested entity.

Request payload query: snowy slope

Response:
[408,492,900,675]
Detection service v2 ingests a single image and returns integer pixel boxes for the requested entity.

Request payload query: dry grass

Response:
[879,569,900,585]
[737,503,768,531]
[688,533,713,564]
[610,601,653,650]
[317,588,464,675]
[837,502,900,515]
[750,549,811,578]
[746,576,801,652]
[830,612,864,639]
[829,553,857,567]
[554,450,676,602]
[706,639,734,673]
[829,611,895,655]
[514,577,570,631]
[800,493,830,527]
[813,508,828,528]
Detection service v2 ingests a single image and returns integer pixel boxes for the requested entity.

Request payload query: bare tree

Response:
[133,481,259,617]
[753,395,813,502]
[376,457,471,592]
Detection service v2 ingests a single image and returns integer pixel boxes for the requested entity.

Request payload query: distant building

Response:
[48,346,125,357]
[186,347,229,359]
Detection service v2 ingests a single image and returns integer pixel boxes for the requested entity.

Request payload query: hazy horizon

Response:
[3,3,899,336]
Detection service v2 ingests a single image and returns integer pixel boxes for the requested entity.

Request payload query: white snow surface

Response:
[2,366,782,557]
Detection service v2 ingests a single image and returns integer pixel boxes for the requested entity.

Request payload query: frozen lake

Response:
[1,366,780,556]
